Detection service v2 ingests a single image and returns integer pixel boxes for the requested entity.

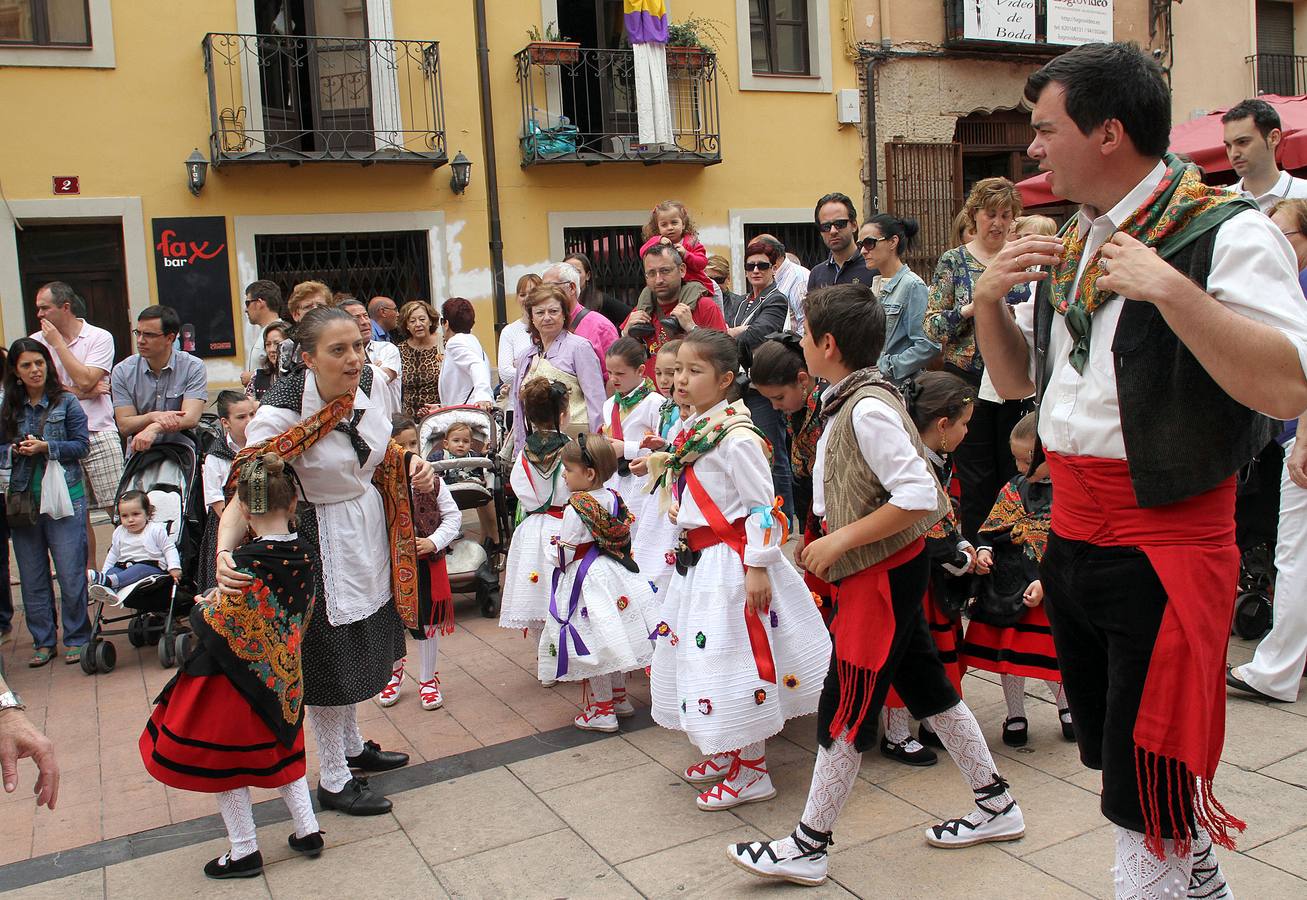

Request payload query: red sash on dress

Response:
[682,466,776,684]
[609,402,624,441]
[1046,451,1245,858]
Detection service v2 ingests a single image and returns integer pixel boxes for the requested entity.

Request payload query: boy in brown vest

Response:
[728,284,1024,886]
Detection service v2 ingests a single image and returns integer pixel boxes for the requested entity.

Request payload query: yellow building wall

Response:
[1170,0,1257,123]
[0,0,865,386]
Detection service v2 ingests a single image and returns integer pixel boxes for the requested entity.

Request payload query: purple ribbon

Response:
[548,544,599,679]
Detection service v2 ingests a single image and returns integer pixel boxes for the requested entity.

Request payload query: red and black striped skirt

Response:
[139,672,305,793]
[960,603,1061,681]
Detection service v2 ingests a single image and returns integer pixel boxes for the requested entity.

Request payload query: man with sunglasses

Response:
[111,305,208,455]
[239,279,283,389]
[807,192,875,294]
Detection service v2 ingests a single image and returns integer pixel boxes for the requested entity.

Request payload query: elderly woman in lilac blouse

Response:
[511,284,606,451]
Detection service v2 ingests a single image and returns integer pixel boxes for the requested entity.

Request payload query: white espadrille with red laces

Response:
[574,700,619,733]
[611,685,635,718]
[376,660,405,708]
[683,753,735,785]
[696,754,776,811]
[419,675,443,710]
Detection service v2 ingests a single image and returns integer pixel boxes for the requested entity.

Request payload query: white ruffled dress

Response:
[499,450,570,630]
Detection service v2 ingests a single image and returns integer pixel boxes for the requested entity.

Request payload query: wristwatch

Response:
[0,690,26,711]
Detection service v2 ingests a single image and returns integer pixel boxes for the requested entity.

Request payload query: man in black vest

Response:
[974,43,1307,898]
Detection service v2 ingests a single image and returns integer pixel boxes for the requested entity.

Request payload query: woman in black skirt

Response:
[215,306,436,816]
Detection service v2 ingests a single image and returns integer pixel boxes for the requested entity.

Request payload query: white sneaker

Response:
[683,753,734,784]
[925,801,1025,848]
[375,662,405,708]
[728,825,832,887]
[419,676,443,710]
[88,583,120,607]
[574,701,619,733]
[697,759,776,811]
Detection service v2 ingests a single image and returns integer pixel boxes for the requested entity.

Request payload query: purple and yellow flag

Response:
[625,0,668,44]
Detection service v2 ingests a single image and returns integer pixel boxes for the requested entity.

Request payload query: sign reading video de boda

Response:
[151,216,236,358]
[1048,0,1114,46]
[964,0,1036,44]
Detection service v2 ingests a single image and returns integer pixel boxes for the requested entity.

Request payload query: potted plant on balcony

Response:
[666,15,723,70]
[526,22,580,66]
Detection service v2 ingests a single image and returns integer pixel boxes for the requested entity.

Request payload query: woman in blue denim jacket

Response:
[859,214,940,384]
[0,338,91,667]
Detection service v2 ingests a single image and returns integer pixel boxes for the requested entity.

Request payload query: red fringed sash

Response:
[826,538,924,742]
[1045,452,1245,859]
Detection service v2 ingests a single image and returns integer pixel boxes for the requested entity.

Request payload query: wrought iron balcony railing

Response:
[514,45,721,166]
[203,33,447,166]
[1246,54,1307,98]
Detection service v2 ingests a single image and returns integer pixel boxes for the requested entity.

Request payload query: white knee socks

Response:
[1114,826,1193,900]
[926,701,1015,822]
[586,673,615,704]
[884,706,912,744]
[1002,674,1028,721]
[417,636,440,683]
[216,787,258,860]
[278,776,320,839]
[307,704,360,792]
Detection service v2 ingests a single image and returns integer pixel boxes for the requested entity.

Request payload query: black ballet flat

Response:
[203,850,264,879]
[1002,716,1029,747]
[917,726,943,749]
[288,830,325,857]
[1058,709,1075,742]
[880,737,938,767]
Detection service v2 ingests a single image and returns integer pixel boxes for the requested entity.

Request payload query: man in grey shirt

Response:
[111,305,208,455]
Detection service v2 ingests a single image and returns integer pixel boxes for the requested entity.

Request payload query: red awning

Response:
[1016,94,1307,207]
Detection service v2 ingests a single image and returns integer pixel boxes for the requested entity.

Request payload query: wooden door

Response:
[885,142,964,281]
[16,223,132,361]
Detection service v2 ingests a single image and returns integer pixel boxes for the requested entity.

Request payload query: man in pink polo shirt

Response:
[542,261,618,383]
[32,282,123,563]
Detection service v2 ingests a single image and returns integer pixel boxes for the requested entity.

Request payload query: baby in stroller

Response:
[430,421,501,552]
[88,490,181,605]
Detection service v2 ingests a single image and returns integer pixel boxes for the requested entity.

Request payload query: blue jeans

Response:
[106,562,165,589]
[12,495,91,650]
[0,496,12,633]
[744,388,795,518]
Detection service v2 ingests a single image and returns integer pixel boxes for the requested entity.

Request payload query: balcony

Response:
[202,33,447,166]
[1247,54,1307,97]
[514,45,721,166]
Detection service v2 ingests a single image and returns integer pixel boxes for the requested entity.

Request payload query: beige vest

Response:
[822,382,950,581]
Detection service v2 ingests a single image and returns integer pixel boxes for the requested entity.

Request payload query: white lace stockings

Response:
[1001,675,1068,723]
[1113,826,1192,900]
[884,706,912,744]
[799,733,862,835]
[308,703,360,793]
[417,636,440,683]
[216,788,258,860]
[926,701,1014,824]
[279,776,320,839]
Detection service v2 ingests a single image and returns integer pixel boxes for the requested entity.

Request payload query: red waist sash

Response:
[1046,451,1244,857]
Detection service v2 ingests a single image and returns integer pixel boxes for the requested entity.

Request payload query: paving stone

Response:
[1219,846,1307,896]
[877,750,1056,820]
[103,837,272,898]
[263,832,444,899]
[391,765,563,867]
[507,734,651,793]
[1247,824,1307,879]
[1,869,105,900]
[1210,761,1307,849]
[1257,747,1307,788]
[1219,701,1307,770]
[255,811,401,866]
[618,827,858,898]
[435,828,639,899]
[538,760,741,865]
[998,777,1105,856]
[1022,824,1116,899]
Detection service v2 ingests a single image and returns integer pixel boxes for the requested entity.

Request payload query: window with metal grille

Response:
[1256,0,1298,95]
[749,0,810,76]
[563,224,646,308]
[743,222,827,271]
[254,231,431,304]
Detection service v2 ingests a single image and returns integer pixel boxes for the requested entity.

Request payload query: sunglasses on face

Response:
[744,261,773,272]
[858,236,883,251]
[709,275,727,286]
[818,219,851,233]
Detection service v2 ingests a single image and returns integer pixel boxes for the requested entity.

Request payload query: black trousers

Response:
[1041,534,1193,837]
[953,396,1030,543]
[817,549,959,752]
[1235,439,1284,553]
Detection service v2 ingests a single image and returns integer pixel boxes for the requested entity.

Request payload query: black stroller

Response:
[81,439,205,674]
[1232,440,1283,641]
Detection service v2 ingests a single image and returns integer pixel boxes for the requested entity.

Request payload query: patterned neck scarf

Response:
[569,490,636,569]
[1051,155,1247,374]
[524,430,569,473]
[644,402,768,513]
[657,398,681,438]
[788,383,822,479]
[615,377,656,412]
[820,367,896,422]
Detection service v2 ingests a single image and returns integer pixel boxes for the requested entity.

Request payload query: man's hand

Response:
[798,531,846,582]
[744,566,772,613]
[622,310,651,336]
[149,410,185,432]
[409,456,435,493]
[1290,439,1307,490]
[671,303,695,332]
[1,708,60,809]
[131,424,162,454]
[1096,232,1188,307]
[38,318,65,350]
[972,235,1063,308]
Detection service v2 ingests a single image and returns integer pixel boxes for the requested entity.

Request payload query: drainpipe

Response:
[474,0,508,333]
[878,0,892,49]
[865,55,879,216]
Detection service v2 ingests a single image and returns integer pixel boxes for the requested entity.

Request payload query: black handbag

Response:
[967,544,1032,627]
[5,404,54,529]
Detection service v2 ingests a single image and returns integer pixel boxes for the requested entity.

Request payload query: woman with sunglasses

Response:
[724,240,793,520]
[859,215,939,385]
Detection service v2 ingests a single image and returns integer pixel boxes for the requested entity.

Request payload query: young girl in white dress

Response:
[539,434,658,733]
[500,378,572,668]
[601,338,663,517]
[647,329,831,811]
[631,340,689,596]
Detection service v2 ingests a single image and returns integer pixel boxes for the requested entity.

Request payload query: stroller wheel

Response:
[175,633,192,664]
[95,640,117,674]
[1233,591,1273,640]
[146,614,164,646]
[80,640,100,675]
[127,617,147,648]
[158,634,177,669]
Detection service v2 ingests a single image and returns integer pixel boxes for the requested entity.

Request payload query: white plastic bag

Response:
[40,458,73,520]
